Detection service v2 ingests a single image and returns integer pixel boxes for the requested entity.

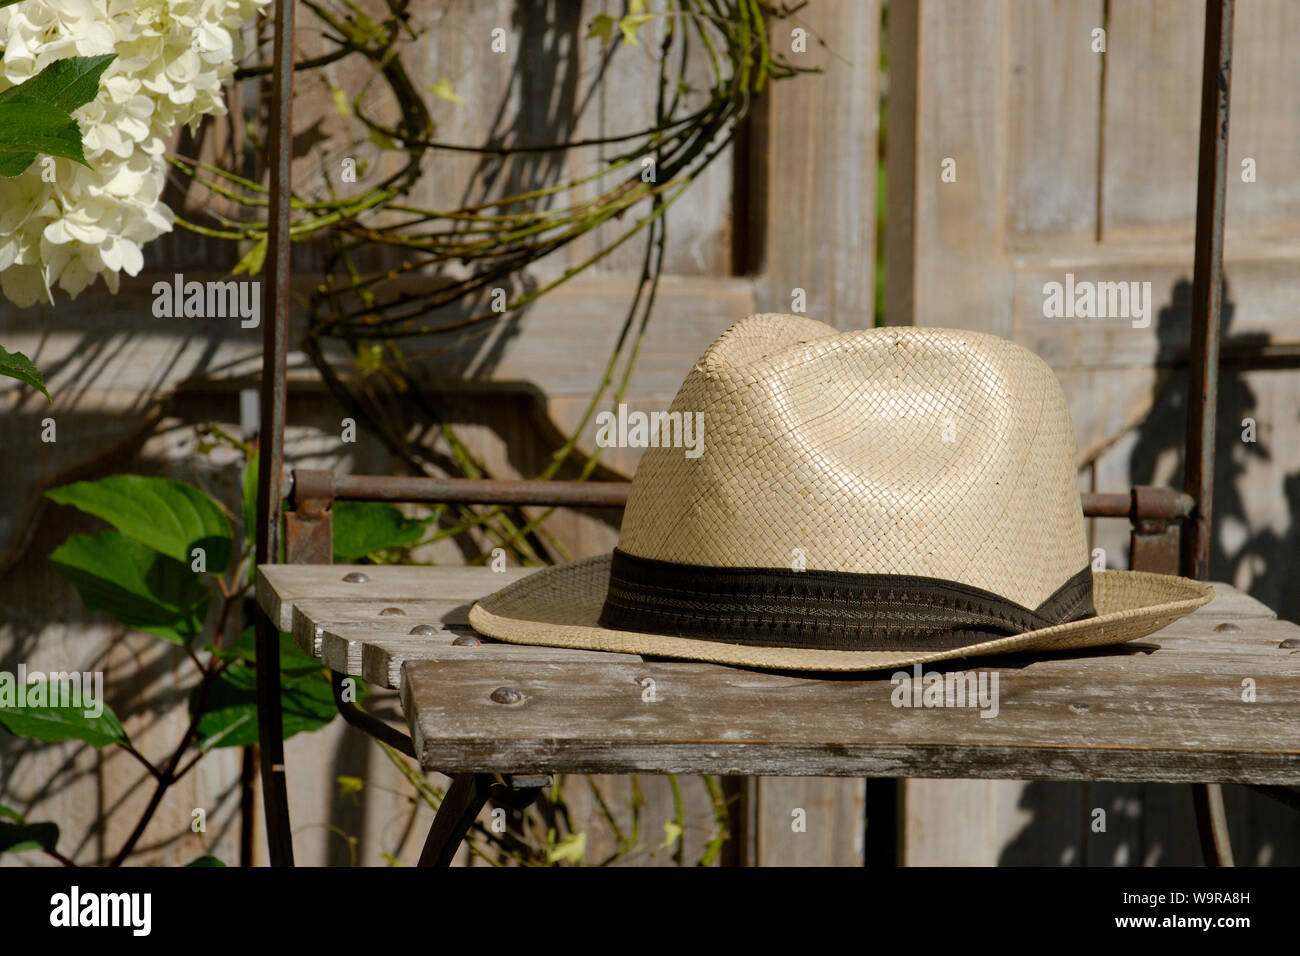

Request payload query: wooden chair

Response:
[251,473,1300,866]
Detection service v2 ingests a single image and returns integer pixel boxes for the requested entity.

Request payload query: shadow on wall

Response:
[999,780,1298,866]
[1002,276,1300,866]
[324,1,609,475]
[444,0,599,382]
[1129,277,1300,624]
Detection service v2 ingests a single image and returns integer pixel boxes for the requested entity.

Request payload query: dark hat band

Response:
[598,549,1096,652]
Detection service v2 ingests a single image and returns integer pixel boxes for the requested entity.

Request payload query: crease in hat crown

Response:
[469,311,1213,672]
[613,313,1091,611]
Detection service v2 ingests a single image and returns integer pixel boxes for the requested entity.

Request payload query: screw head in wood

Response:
[452,634,481,646]
[409,624,437,636]
[1280,638,1300,649]
[342,571,369,583]
[379,606,406,616]
[1214,622,1241,633]
[490,686,523,705]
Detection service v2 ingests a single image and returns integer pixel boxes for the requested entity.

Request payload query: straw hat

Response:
[469,314,1213,671]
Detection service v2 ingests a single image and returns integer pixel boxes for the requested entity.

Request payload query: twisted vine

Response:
[169,1,811,865]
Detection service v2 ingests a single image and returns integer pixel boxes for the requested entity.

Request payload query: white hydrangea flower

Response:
[0,0,270,306]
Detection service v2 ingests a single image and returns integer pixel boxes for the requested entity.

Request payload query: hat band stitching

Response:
[599,549,1096,651]
[605,579,1049,629]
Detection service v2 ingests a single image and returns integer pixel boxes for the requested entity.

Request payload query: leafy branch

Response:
[0,453,413,865]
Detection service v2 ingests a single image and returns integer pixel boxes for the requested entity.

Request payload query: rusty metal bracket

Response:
[330,670,415,758]
[417,774,494,867]
[1129,485,1184,576]
[285,468,335,565]
[417,772,552,866]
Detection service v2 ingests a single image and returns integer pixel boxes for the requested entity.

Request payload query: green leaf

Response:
[232,236,267,276]
[47,474,234,574]
[332,501,430,562]
[337,775,364,800]
[0,344,50,401]
[0,54,116,113]
[184,854,226,867]
[353,342,385,374]
[242,452,259,545]
[0,95,87,175]
[193,662,351,750]
[428,78,464,105]
[210,625,320,674]
[328,85,352,118]
[0,688,127,748]
[586,13,616,42]
[546,831,587,865]
[0,151,37,178]
[660,819,683,849]
[0,805,60,855]
[49,532,210,644]
[618,10,653,46]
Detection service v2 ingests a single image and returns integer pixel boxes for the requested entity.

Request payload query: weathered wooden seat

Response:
[258,563,1300,858]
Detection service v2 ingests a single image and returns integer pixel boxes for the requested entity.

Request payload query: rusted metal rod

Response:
[1185,0,1236,870]
[1183,0,1233,581]
[331,474,633,508]
[318,472,1191,519]
[417,774,495,867]
[330,672,415,758]
[253,0,298,868]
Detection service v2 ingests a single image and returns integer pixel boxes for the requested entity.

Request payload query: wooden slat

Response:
[1169,586,1273,620]
[572,6,735,277]
[2,274,756,413]
[753,0,880,327]
[256,564,535,631]
[993,780,1086,866]
[290,599,638,689]
[1226,0,1300,228]
[260,563,1274,632]
[267,566,1279,663]
[1010,247,1300,370]
[746,776,867,866]
[1100,0,1203,235]
[399,614,1300,782]
[264,564,1279,667]
[1006,0,1103,240]
[1100,0,1300,249]
[886,0,1011,335]
[901,779,999,865]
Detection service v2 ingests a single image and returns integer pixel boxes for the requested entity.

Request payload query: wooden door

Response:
[885,0,1300,865]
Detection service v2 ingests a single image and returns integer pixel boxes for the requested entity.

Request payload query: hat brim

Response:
[468,554,1215,672]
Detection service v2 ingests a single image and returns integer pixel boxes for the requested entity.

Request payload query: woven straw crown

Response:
[470,313,1213,671]
[615,313,1091,610]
